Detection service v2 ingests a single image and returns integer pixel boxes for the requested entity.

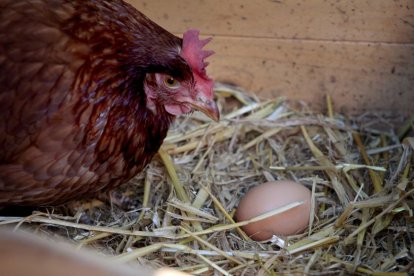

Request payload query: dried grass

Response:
[1,84,413,275]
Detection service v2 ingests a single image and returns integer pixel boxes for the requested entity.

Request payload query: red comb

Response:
[181,30,214,78]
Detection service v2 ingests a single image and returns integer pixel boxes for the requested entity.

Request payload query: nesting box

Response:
[2,1,413,276]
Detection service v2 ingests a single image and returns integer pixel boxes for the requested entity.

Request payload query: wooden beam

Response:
[208,37,414,114]
[129,0,414,43]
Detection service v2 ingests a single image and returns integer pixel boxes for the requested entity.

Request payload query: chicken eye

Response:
[163,76,180,89]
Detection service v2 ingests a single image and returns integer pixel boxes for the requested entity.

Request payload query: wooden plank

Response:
[129,0,414,43]
[207,37,414,114]
[127,0,414,114]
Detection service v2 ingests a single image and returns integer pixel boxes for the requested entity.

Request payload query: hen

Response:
[0,0,219,206]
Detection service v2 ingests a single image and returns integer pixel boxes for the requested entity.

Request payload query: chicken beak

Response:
[189,98,220,122]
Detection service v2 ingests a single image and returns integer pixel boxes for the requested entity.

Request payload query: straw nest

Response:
[1,84,413,275]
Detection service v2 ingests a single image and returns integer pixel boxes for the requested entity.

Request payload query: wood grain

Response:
[208,37,414,114]
[128,0,414,114]
[130,0,414,43]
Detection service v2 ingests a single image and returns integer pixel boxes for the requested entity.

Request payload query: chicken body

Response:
[0,0,217,205]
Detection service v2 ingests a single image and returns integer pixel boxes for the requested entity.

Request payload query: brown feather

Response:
[0,0,191,205]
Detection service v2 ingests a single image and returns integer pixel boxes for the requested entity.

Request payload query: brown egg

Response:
[235,180,312,241]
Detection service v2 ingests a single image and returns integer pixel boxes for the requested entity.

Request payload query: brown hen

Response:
[0,0,219,206]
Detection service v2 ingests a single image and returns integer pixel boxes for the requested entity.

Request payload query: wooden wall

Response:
[127,0,414,115]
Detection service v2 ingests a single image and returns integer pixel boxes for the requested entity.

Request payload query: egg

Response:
[235,180,312,241]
